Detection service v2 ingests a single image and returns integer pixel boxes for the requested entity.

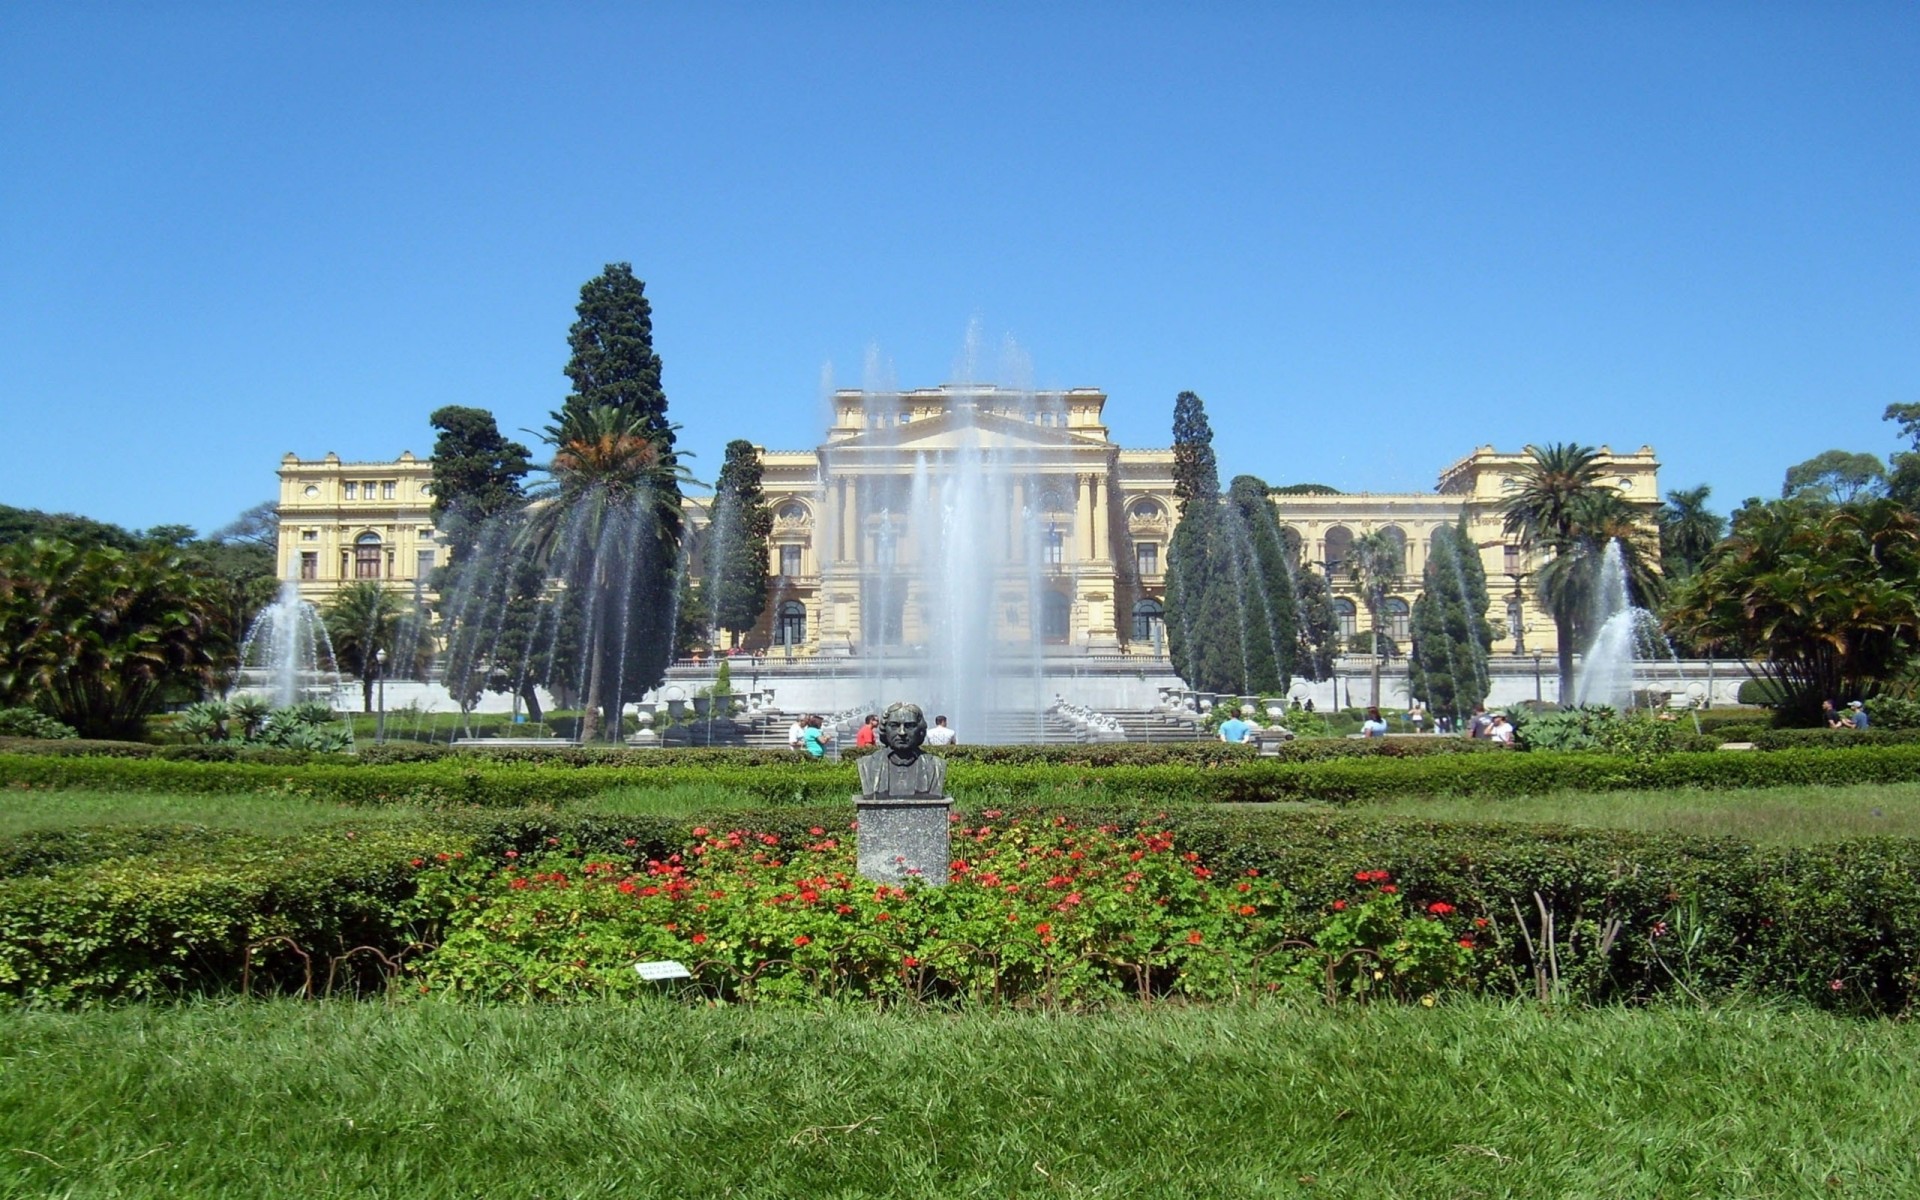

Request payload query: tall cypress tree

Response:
[427,406,532,563]
[552,265,684,735]
[1407,518,1494,721]
[1166,391,1223,687]
[706,439,774,645]
[560,263,674,455]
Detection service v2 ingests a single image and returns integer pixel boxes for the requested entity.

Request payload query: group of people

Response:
[1823,699,1871,730]
[792,711,957,758]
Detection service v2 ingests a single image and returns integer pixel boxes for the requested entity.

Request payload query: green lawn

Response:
[1342,780,1920,843]
[0,999,1912,1198]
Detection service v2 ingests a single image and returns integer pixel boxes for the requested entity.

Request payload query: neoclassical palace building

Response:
[275,386,1659,660]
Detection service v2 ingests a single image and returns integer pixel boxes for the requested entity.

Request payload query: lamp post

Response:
[1532,653,1543,705]
[375,648,388,744]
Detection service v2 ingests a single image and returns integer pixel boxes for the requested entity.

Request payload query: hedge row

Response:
[12,743,1920,807]
[1749,728,1920,751]
[0,825,477,1004]
[6,804,1920,1011]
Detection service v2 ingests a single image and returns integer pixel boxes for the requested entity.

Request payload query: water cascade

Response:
[1571,539,1675,711]
[233,580,343,709]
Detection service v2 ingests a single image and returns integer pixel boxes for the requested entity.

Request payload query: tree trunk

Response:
[581,635,605,743]
[519,681,544,724]
[1555,612,1576,705]
[362,672,374,714]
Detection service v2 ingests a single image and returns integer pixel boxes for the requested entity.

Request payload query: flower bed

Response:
[419,813,1475,1006]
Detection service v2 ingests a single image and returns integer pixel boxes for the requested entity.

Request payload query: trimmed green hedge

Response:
[1750,728,1920,751]
[7,804,1920,1012]
[13,743,1920,808]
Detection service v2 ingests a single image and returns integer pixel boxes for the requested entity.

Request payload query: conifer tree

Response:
[705,440,774,645]
[560,263,672,453]
[1407,518,1495,721]
[427,406,532,563]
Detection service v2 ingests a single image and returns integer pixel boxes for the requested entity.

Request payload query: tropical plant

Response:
[1347,529,1404,705]
[0,706,77,739]
[518,403,692,741]
[322,582,426,713]
[1656,485,1724,580]
[1666,497,1920,723]
[0,538,225,739]
[1500,443,1617,702]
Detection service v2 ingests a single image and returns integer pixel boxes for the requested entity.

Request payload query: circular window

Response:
[303,485,319,497]
[778,502,808,522]
[1616,477,1634,493]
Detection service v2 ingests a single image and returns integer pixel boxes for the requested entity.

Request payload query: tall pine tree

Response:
[560,264,673,454]
[1166,392,1223,688]
[705,439,774,646]
[427,406,532,563]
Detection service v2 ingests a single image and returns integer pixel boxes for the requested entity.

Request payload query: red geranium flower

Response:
[1427,901,1454,916]
[1186,930,1204,945]
[691,932,707,944]
[792,934,810,947]
[1331,900,1346,911]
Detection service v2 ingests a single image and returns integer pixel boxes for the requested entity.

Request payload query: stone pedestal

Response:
[855,796,953,886]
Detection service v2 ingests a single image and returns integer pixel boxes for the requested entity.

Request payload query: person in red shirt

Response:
[854,713,879,748]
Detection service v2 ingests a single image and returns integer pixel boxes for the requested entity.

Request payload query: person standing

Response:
[801,715,831,759]
[1467,704,1492,739]
[1488,713,1515,746]
[925,715,957,746]
[1408,699,1425,734]
[854,714,879,748]
[787,715,808,754]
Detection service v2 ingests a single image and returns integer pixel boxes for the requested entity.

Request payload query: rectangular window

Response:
[1136,542,1159,576]
[1504,544,1521,575]
[342,482,357,499]
[299,552,318,580]
[416,549,434,578]
[355,543,382,579]
[1044,529,1065,566]
[780,544,803,576]
[301,528,317,541]
[363,481,378,498]
[383,481,397,499]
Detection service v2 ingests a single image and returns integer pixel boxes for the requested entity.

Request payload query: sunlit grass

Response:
[0,788,437,839]
[1344,780,1920,844]
[0,998,1913,1198]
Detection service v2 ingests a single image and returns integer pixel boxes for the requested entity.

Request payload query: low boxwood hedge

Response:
[12,743,1920,807]
[6,804,1920,1012]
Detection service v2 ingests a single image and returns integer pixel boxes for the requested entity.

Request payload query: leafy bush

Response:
[0,708,77,740]
[1749,727,1920,751]
[1867,696,1920,731]
[1737,679,1787,707]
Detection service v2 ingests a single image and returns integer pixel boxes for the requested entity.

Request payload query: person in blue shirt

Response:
[1218,714,1252,744]
[1360,706,1389,738]
[1849,701,1870,730]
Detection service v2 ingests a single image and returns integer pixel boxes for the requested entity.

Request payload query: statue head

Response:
[879,701,928,757]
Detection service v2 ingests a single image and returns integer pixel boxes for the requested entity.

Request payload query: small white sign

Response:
[633,960,692,982]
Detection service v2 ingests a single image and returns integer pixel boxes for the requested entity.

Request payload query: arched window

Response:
[1132,598,1165,645]
[1323,526,1353,575]
[354,533,382,579]
[1042,591,1072,644]
[1128,499,1164,522]
[777,502,808,523]
[1381,526,1409,574]
[1387,597,1411,642]
[1334,597,1357,640]
[776,601,807,647]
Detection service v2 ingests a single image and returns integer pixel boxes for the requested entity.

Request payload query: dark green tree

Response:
[0,505,139,550]
[704,440,774,645]
[1282,526,1341,682]
[1657,485,1724,580]
[1885,404,1920,509]
[1407,520,1495,721]
[518,404,690,741]
[428,406,533,562]
[1170,390,1218,516]
[1221,475,1300,694]
[1166,391,1232,690]
[0,538,225,738]
[1782,449,1887,504]
[559,263,673,454]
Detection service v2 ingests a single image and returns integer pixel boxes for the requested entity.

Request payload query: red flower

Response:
[875,912,892,922]
[692,827,709,838]
[691,932,707,944]
[1427,901,1454,916]
[902,955,920,967]
[1035,922,1051,935]
[1353,871,1369,882]
[835,904,854,915]
[623,838,637,848]
[1186,930,1204,945]
[1331,900,1346,911]
[1380,885,1398,895]
[504,850,519,859]
[1473,917,1489,929]
[617,881,637,894]
[809,827,825,837]
[1458,937,1475,950]
[409,858,424,868]
[792,935,811,947]
[1831,979,1844,992]
[509,877,529,890]
[1237,905,1257,916]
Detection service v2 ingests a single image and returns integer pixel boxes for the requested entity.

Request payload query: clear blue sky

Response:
[2,4,1915,535]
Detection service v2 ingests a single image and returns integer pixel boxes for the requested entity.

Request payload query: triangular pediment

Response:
[830,409,1108,454]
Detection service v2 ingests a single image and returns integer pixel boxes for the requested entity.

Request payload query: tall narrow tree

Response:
[560,263,673,453]
[705,440,774,646]
[1347,529,1405,706]
[1499,443,1610,702]
[1166,391,1227,689]
[1407,520,1494,721]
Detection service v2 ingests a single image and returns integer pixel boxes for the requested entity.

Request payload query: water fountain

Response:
[1571,540,1675,712]
[233,580,343,708]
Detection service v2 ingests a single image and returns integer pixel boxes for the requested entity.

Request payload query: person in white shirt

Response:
[924,715,958,746]
[1488,714,1515,746]
[787,717,808,754]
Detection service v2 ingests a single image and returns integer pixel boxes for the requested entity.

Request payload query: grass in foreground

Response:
[0,999,1913,1198]
[1346,780,1920,844]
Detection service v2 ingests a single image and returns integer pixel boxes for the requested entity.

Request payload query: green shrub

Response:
[1867,697,1920,731]
[0,709,78,740]
[1749,727,1920,751]
[1737,679,1787,706]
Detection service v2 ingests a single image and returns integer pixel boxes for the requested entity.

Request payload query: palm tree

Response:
[1657,485,1724,580]
[518,404,692,742]
[1347,528,1405,706]
[322,582,423,713]
[1499,443,1611,702]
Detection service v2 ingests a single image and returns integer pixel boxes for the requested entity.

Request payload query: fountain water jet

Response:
[1571,540,1675,712]
[233,580,343,709]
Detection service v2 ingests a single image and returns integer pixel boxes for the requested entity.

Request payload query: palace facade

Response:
[274,385,1661,660]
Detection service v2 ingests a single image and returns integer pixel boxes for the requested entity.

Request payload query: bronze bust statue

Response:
[856,702,948,800]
